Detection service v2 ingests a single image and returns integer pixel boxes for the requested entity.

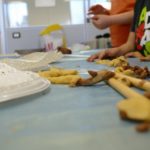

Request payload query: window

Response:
[69,0,111,25]
[7,1,28,27]
[70,0,84,24]
[35,0,56,7]
[6,0,111,27]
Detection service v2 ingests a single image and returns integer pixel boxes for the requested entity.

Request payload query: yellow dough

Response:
[48,75,81,85]
[115,67,135,76]
[38,67,80,85]
[96,56,128,67]
[38,67,78,78]
[117,98,150,121]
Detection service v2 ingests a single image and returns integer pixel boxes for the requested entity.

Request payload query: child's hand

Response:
[88,4,106,15]
[87,50,107,62]
[125,51,145,59]
[140,56,150,61]
[91,14,111,29]
[125,51,150,61]
[87,47,122,62]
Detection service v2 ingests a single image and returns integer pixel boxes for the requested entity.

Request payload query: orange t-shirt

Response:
[109,0,136,47]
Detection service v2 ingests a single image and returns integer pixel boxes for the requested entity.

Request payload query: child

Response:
[88,0,135,47]
[87,0,150,62]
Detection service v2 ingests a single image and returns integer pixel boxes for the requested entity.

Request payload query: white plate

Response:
[64,54,90,58]
[59,58,87,61]
[79,49,102,54]
[0,78,50,103]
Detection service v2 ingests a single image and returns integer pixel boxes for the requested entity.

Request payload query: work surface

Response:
[0,53,150,150]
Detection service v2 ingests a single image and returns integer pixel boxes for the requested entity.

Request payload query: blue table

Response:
[0,55,150,150]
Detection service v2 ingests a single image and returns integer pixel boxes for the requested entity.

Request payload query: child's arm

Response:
[109,10,134,25]
[116,32,135,55]
[91,10,134,29]
[87,32,135,62]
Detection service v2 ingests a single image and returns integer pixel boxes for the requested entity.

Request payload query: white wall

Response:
[6,24,109,53]
[28,0,70,25]
[0,0,2,53]
[3,0,109,53]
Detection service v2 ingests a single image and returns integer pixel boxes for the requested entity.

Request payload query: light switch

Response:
[12,32,21,39]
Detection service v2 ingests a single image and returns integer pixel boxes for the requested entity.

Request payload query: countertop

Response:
[0,51,150,150]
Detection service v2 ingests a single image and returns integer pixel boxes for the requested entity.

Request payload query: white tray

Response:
[0,51,63,71]
[0,77,50,103]
[64,54,90,58]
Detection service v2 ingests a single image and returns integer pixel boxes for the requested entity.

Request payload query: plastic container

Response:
[40,24,66,51]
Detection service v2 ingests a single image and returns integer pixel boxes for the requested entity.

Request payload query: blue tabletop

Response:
[0,53,150,150]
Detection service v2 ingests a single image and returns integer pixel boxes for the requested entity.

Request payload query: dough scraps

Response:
[96,56,128,67]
